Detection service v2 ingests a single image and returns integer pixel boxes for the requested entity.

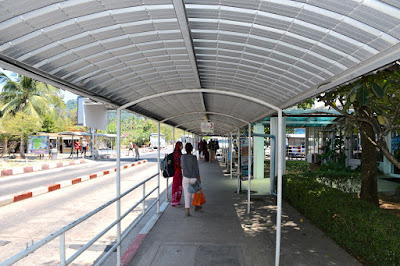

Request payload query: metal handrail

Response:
[2,173,159,266]
[95,196,158,266]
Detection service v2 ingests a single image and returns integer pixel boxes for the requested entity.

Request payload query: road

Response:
[0,149,171,197]
[0,148,173,265]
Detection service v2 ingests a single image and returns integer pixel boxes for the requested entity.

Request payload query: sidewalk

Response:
[129,160,360,266]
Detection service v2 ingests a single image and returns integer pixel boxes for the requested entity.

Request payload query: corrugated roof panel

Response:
[60,1,107,18]
[259,1,301,18]
[0,20,35,43]
[0,0,399,133]
[307,0,359,16]
[351,4,400,33]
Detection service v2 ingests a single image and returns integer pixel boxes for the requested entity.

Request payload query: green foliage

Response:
[2,111,42,136]
[0,73,66,119]
[320,128,347,169]
[41,115,57,133]
[106,112,185,146]
[285,160,309,174]
[66,99,77,111]
[297,97,315,109]
[308,171,361,193]
[283,174,400,265]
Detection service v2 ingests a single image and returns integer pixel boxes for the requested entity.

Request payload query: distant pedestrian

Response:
[128,141,133,156]
[75,140,81,158]
[199,139,205,160]
[209,140,216,162]
[135,143,140,161]
[171,141,183,207]
[81,139,87,157]
[48,141,54,159]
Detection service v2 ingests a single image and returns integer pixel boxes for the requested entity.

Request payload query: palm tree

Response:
[0,72,66,158]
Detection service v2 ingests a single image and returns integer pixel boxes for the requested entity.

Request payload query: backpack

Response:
[161,153,175,178]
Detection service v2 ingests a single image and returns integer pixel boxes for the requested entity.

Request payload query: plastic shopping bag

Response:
[192,190,206,206]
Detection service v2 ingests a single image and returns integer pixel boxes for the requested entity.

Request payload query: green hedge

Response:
[283,174,400,265]
[308,171,362,193]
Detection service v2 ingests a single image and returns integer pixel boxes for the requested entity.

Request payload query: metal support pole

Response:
[247,124,252,214]
[116,109,122,266]
[91,128,95,159]
[230,132,233,179]
[225,135,228,167]
[173,127,175,145]
[237,129,241,193]
[275,109,283,266]
[60,233,66,266]
[157,122,161,213]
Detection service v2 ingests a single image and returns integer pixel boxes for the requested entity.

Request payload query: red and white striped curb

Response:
[1,159,86,177]
[0,160,147,207]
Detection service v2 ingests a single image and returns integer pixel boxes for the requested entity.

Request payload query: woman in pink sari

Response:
[171,141,183,207]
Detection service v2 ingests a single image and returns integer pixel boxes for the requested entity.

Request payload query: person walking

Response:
[135,143,140,161]
[127,141,133,156]
[74,139,81,158]
[209,140,216,162]
[81,139,87,157]
[171,141,183,207]
[181,143,202,216]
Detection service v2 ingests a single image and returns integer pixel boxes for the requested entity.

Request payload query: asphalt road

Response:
[0,148,172,197]
[0,148,173,265]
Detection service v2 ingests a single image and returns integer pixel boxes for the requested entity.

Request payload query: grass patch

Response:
[283,174,400,265]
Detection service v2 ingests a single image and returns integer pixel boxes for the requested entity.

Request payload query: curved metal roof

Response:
[0,0,399,134]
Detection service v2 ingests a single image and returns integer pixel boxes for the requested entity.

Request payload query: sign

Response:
[28,136,50,154]
[201,122,214,133]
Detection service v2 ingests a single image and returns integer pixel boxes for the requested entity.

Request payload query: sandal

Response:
[172,204,183,208]
[195,206,202,211]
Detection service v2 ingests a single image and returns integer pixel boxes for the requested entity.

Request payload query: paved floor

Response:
[129,160,360,266]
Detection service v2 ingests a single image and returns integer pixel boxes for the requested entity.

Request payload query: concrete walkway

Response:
[130,160,360,266]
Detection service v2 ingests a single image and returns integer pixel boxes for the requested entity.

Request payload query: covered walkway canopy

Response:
[0,0,399,134]
[1,1,400,265]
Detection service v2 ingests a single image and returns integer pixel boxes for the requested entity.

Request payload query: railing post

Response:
[166,177,169,202]
[60,233,66,266]
[116,108,122,266]
[157,122,161,213]
[143,182,146,216]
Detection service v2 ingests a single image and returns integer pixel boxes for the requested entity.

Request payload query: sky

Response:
[61,89,78,103]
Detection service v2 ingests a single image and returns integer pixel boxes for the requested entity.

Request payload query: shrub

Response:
[308,171,362,193]
[283,174,400,265]
[283,160,310,174]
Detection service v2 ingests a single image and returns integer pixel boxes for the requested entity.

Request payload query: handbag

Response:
[192,191,206,206]
[188,179,202,193]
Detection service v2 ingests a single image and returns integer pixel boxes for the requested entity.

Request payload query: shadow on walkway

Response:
[130,159,360,266]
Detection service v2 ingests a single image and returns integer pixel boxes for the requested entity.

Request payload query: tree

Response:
[2,112,42,158]
[66,99,77,111]
[0,73,66,120]
[318,65,400,206]
[41,115,57,133]
[0,72,67,157]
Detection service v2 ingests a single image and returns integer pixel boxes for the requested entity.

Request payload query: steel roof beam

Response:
[172,0,207,122]
[119,88,280,112]
[160,111,249,124]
